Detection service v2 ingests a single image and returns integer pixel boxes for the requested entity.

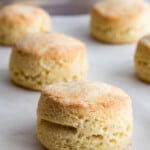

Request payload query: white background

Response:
[0,16,150,150]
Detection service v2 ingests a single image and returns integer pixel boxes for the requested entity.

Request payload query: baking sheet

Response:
[0,16,150,150]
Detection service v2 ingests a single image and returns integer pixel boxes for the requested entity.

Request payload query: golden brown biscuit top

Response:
[93,0,150,22]
[43,81,130,111]
[0,4,49,25]
[14,32,86,59]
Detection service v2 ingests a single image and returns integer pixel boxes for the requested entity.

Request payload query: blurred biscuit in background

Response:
[135,34,150,82]
[90,0,150,44]
[9,33,88,90]
[0,4,51,46]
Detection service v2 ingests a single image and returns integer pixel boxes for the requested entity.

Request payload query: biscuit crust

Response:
[37,81,133,150]
[9,33,88,90]
[0,4,51,45]
[135,34,150,82]
[92,1,150,22]
[14,33,86,60]
[90,1,150,44]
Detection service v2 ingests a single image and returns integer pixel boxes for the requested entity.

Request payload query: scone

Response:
[0,4,51,46]
[90,0,150,44]
[37,81,133,150]
[134,34,150,82]
[9,33,88,90]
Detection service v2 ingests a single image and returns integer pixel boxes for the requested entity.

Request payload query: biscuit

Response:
[9,33,88,90]
[90,0,150,44]
[37,81,133,150]
[0,4,51,46]
[134,34,150,82]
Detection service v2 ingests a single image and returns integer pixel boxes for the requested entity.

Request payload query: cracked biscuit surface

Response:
[90,0,150,44]
[37,81,133,150]
[9,33,88,90]
[0,4,51,45]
